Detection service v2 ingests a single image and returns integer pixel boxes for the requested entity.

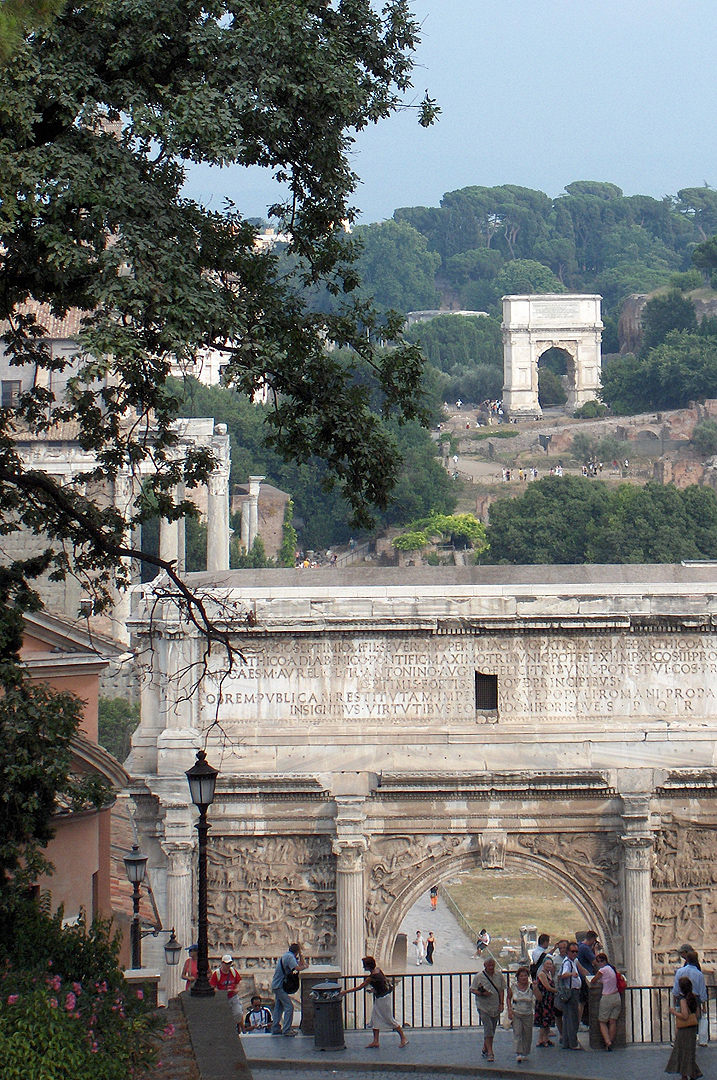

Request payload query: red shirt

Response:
[210,965,242,998]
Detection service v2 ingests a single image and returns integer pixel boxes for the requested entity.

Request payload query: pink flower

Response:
[163,1023,175,1038]
[91,1043,99,1053]
[136,989,144,1000]
[49,975,62,991]
[49,997,58,1008]
[73,982,82,994]
[65,992,77,1011]
[7,994,19,1005]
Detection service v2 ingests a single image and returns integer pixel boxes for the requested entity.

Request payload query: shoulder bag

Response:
[557,961,575,1002]
[676,1012,698,1029]
[281,957,300,994]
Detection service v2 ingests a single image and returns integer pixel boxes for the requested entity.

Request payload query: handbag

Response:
[557,960,575,1002]
[676,1012,698,1029]
[281,957,300,994]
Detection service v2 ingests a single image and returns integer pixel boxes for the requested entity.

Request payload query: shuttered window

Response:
[475,671,498,711]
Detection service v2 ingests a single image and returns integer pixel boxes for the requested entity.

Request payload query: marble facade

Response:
[126,565,717,998]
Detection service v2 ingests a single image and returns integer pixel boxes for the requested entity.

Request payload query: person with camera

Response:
[270,942,307,1037]
[470,956,505,1063]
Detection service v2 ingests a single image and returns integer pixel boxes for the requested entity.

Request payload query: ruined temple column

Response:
[247,475,264,551]
[620,795,654,1041]
[206,470,230,572]
[332,841,366,978]
[160,840,194,1001]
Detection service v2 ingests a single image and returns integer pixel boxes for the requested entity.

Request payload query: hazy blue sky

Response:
[183,0,717,224]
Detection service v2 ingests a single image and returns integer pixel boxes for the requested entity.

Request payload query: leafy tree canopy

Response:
[494,258,565,297]
[600,332,717,414]
[351,219,441,314]
[640,290,698,354]
[487,477,717,565]
[404,313,502,371]
[393,511,487,552]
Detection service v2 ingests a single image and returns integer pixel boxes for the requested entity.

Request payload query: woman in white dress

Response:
[340,956,408,1049]
[412,930,425,965]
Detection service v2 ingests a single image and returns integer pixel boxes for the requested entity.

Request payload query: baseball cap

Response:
[221,953,233,964]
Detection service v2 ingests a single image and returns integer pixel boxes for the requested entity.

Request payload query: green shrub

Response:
[693,419,717,456]
[98,699,140,763]
[669,270,703,291]
[472,428,519,441]
[425,551,440,565]
[538,367,567,406]
[573,400,607,419]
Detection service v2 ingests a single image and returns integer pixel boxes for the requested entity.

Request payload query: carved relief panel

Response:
[207,836,336,966]
[652,826,717,973]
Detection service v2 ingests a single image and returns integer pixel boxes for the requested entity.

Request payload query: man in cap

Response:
[210,953,243,1029]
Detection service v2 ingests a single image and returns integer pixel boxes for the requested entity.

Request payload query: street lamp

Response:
[186,749,218,997]
[124,844,148,969]
[123,845,184,969]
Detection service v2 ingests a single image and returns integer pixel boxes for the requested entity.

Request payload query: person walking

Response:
[534,956,556,1047]
[182,943,198,991]
[425,932,435,965]
[470,957,505,1063]
[210,954,243,1029]
[429,885,438,910]
[412,930,425,966]
[558,942,585,1050]
[667,975,703,1079]
[674,949,708,1018]
[551,940,568,1038]
[508,965,535,1064]
[340,956,408,1049]
[270,942,307,1037]
[592,952,621,1051]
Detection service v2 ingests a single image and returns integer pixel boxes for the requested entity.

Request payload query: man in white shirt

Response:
[559,941,587,1050]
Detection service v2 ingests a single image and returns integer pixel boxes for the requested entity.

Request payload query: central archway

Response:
[373,849,612,967]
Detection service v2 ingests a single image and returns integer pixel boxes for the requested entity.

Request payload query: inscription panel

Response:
[200,631,717,731]
[530,300,581,324]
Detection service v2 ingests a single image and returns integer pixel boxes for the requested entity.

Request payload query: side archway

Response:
[372,849,613,968]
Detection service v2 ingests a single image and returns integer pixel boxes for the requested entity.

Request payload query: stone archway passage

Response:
[502,294,602,417]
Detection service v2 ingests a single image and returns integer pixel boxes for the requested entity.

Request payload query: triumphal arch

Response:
[127,564,717,999]
[502,293,602,416]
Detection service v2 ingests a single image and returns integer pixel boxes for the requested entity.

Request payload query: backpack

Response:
[529,951,546,980]
[281,957,300,994]
[615,970,627,994]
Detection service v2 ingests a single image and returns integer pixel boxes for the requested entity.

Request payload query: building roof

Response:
[1,301,87,340]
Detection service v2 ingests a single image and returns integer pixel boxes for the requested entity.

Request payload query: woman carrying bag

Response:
[666,976,703,1080]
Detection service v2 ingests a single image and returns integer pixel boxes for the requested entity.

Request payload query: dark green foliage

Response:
[278,501,298,567]
[640,290,698,354]
[573,400,608,419]
[351,220,441,314]
[539,347,568,375]
[97,697,140,763]
[670,270,704,291]
[234,536,269,569]
[487,478,717,564]
[185,516,207,573]
[571,432,621,464]
[601,332,717,414]
[404,314,502,371]
[494,259,565,297]
[538,368,567,406]
[598,353,654,415]
[692,420,717,456]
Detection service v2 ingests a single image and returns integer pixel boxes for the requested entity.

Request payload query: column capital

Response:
[160,841,195,874]
[620,833,654,871]
[332,837,367,873]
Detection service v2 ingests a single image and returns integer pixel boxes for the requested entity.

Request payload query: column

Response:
[206,470,230,571]
[161,841,194,1001]
[620,795,654,1042]
[112,472,134,644]
[332,841,366,978]
[247,475,264,551]
[240,497,250,552]
[159,513,180,568]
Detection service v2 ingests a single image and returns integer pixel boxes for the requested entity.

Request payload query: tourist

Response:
[558,942,585,1050]
[475,928,491,956]
[243,995,273,1033]
[530,933,550,970]
[507,965,535,1064]
[470,956,505,1063]
[270,942,307,1036]
[592,952,621,1050]
[426,932,436,965]
[577,930,598,1025]
[182,943,198,991]
[534,956,556,1047]
[675,947,708,1045]
[666,975,702,1079]
[210,954,243,1029]
[429,885,439,910]
[551,940,568,1037]
[412,930,425,965]
[340,956,408,1049]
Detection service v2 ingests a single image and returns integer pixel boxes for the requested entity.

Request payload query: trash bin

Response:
[310,980,345,1050]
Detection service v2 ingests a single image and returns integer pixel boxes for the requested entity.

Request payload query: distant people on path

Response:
[534,956,556,1047]
[412,930,425,965]
[270,942,307,1037]
[182,943,198,991]
[470,956,505,1063]
[426,932,435,965]
[667,975,703,1079]
[507,965,535,1064]
[558,942,585,1051]
[243,995,273,1033]
[340,956,408,1049]
[592,952,621,1051]
[430,885,439,910]
[210,954,243,1028]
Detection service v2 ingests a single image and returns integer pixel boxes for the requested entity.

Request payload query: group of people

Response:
[411,929,436,965]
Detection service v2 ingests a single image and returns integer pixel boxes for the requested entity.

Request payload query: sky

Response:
[182,0,717,225]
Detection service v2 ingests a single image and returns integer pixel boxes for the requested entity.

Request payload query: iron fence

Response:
[338,972,717,1042]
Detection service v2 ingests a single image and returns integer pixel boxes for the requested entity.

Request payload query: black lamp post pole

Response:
[191,802,215,996]
[131,881,142,969]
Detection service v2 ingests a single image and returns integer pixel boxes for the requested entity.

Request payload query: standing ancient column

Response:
[161,840,194,1000]
[247,475,264,551]
[620,796,654,1041]
[332,841,366,978]
[206,470,230,571]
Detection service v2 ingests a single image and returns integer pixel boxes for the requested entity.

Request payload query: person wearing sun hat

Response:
[210,954,243,1028]
[182,944,198,990]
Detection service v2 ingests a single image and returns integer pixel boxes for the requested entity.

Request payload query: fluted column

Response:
[621,795,654,1042]
[206,471,230,571]
[112,471,134,643]
[332,841,366,978]
[161,841,194,1000]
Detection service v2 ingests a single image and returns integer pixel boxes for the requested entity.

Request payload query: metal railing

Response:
[338,972,717,1042]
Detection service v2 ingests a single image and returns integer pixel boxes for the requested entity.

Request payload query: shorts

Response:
[479,1011,499,1038]
[598,992,621,1022]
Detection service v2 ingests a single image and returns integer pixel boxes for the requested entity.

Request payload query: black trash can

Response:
[310,980,345,1051]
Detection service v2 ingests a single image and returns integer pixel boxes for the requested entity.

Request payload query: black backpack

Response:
[529,951,546,980]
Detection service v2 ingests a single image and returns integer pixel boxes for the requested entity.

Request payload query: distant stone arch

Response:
[502,294,603,417]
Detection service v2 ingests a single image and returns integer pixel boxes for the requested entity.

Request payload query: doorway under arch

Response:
[373,850,611,968]
[537,346,573,408]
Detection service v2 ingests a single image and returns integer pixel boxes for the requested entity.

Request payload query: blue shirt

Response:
[673,963,707,1003]
[272,950,298,991]
[576,942,596,975]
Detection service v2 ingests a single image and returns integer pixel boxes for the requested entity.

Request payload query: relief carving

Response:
[207,835,336,958]
[480,830,506,870]
[652,827,717,969]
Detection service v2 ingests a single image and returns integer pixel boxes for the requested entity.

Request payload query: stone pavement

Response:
[398,892,477,973]
[182,992,713,1080]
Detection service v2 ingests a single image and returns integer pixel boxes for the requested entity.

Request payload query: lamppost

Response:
[186,749,218,997]
[123,844,184,969]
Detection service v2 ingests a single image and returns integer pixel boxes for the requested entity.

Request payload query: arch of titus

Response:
[127,564,717,998]
[502,294,602,417]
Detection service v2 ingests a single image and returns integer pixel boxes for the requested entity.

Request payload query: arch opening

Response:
[537,346,572,408]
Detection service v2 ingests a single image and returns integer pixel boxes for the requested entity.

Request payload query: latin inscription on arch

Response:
[199,630,717,731]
